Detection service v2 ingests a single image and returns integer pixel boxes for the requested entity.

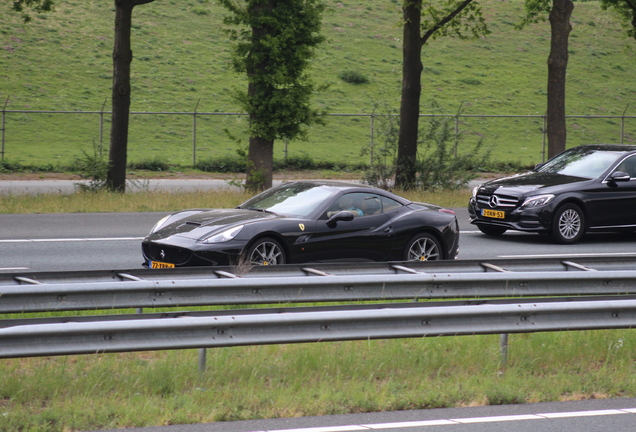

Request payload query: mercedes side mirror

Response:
[610,171,631,182]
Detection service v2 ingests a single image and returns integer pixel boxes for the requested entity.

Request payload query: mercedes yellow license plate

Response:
[482,209,505,219]
[150,261,175,269]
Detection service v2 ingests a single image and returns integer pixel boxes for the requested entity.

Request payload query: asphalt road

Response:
[95,397,636,432]
[2,208,636,272]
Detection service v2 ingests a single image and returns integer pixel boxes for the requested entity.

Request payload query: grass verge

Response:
[0,187,473,214]
[1,330,635,431]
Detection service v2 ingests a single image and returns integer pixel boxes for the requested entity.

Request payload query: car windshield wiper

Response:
[246,207,277,215]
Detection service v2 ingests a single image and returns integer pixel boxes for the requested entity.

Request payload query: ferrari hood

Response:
[479,171,589,195]
[147,208,278,241]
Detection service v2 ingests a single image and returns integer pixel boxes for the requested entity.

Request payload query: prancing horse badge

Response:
[299,224,305,231]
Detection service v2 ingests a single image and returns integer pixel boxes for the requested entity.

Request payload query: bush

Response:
[128,158,170,172]
[195,155,246,173]
[274,155,315,170]
[338,70,369,84]
[361,100,492,191]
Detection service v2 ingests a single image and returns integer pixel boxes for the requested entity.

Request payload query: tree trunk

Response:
[107,1,133,192]
[546,0,573,159]
[246,134,274,192]
[107,0,154,192]
[245,0,275,192]
[395,0,423,190]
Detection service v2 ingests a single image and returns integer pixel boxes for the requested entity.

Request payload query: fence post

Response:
[99,98,107,156]
[369,114,375,166]
[621,104,630,144]
[193,99,200,166]
[542,112,547,162]
[1,96,9,160]
[454,102,464,157]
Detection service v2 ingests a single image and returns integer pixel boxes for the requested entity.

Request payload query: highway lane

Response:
[94,397,636,432]
[2,209,636,272]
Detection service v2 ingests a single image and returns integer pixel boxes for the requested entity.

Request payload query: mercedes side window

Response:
[614,155,636,179]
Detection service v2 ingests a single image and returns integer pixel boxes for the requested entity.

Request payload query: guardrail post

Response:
[198,348,207,373]
[499,333,509,369]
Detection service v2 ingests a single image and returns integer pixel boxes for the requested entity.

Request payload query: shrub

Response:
[128,158,171,172]
[338,70,369,84]
[195,156,246,173]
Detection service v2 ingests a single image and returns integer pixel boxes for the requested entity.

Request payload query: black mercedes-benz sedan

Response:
[143,180,459,268]
[468,144,636,244]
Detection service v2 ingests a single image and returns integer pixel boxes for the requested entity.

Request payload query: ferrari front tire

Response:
[245,237,286,266]
[403,233,443,261]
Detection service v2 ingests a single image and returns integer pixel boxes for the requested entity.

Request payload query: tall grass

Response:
[1,330,635,431]
[0,188,472,214]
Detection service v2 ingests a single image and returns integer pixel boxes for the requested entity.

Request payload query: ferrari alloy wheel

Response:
[551,203,585,244]
[404,233,442,261]
[245,237,286,266]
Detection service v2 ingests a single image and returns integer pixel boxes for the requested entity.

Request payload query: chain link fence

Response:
[1,105,635,167]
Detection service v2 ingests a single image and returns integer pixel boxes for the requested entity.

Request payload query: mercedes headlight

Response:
[202,225,244,244]
[521,194,555,208]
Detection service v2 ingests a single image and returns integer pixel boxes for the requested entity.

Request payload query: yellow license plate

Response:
[482,209,505,219]
[150,261,175,269]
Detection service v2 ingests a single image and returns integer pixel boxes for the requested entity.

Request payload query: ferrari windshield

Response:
[537,147,625,179]
[238,183,334,217]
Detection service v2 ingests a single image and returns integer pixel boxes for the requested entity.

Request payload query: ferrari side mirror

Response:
[326,210,355,228]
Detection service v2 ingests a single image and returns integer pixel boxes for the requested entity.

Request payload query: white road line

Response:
[0,237,144,243]
[247,407,636,432]
[0,267,29,271]
[498,252,636,258]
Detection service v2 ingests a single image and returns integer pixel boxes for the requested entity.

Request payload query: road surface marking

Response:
[247,407,636,432]
[0,237,144,243]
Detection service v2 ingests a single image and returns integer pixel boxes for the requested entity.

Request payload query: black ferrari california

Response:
[469,144,636,244]
[142,181,459,268]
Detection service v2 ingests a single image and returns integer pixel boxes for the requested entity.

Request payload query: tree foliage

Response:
[218,0,326,191]
[599,0,636,40]
[10,0,54,22]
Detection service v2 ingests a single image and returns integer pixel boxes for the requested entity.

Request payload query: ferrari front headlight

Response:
[150,215,171,234]
[202,225,244,244]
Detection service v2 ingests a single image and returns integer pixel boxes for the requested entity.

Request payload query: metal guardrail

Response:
[2,297,636,358]
[3,257,636,314]
[3,256,636,362]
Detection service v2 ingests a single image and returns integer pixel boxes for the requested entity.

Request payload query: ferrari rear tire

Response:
[245,237,286,266]
[551,203,585,244]
[403,233,443,262]
[477,225,508,236]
